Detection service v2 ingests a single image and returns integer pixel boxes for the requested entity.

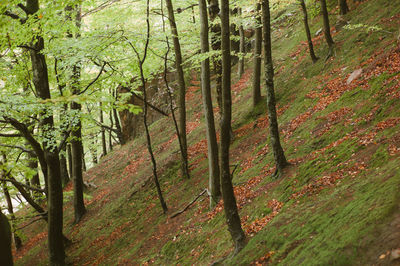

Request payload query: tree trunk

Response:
[252,3,262,107]
[320,0,334,48]
[99,102,107,157]
[300,0,318,63]
[68,5,86,224]
[165,0,189,179]
[237,8,245,77]
[208,0,223,114]
[67,144,72,178]
[262,0,289,176]
[338,0,349,15]
[26,1,65,263]
[199,0,221,209]
[81,144,87,172]
[112,92,125,145]
[27,150,42,197]
[109,109,114,151]
[0,210,13,266]
[2,180,22,249]
[139,0,168,214]
[59,146,70,187]
[220,0,246,254]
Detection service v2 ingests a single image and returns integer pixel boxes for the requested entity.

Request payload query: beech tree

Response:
[338,0,349,15]
[220,0,246,253]
[262,0,289,176]
[320,0,335,49]
[199,0,221,209]
[0,210,13,266]
[165,0,190,179]
[300,0,318,63]
[252,2,262,107]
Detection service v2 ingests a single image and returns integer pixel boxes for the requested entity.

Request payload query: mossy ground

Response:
[15,0,400,265]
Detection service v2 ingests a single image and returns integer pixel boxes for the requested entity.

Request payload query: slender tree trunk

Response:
[81,144,86,172]
[109,110,114,151]
[300,0,318,63]
[112,91,125,145]
[2,180,22,249]
[160,0,190,182]
[338,0,349,15]
[208,0,222,114]
[165,0,189,179]
[237,8,245,77]
[0,210,13,266]
[252,3,262,107]
[59,144,69,187]
[139,0,168,213]
[68,5,86,224]
[91,138,98,165]
[199,0,221,209]
[67,144,72,178]
[262,0,289,177]
[99,102,107,157]
[26,1,65,263]
[320,0,334,48]
[220,0,246,254]
[27,150,42,198]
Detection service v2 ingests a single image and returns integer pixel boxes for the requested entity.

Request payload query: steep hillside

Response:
[15,0,400,265]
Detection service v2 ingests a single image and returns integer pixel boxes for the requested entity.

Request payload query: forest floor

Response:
[14,0,400,265]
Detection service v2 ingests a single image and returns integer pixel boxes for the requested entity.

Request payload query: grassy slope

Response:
[15,0,400,265]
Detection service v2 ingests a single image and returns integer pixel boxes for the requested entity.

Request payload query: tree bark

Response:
[109,110,114,151]
[138,0,168,213]
[338,0,349,15]
[220,0,246,254]
[0,210,13,266]
[99,102,107,157]
[320,0,334,48]
[252,3,262,107]
[165,0,189,179]
[26,0,65,263]
[2,180,22,249]
[300,0,318,63]
[199,0,221,209]
[68,5,86,224]
[112,91,125,145]
[262,0,289,176]
[237,8,245,78]
[208,0,222,114]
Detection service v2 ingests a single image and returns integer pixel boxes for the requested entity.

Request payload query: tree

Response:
[220,0,246,253]
[320,0,335,49]
[0,210,13,266]
[129,0,168,213]
[208,0,223,113]
[2,178,22,249]
[199,0,221,209]
[338,0,349,15]
[23,0,66,263]
[262,0,289,176]
[165,0,190,179]
[237,8,245,77]
[300,0,318,63]
[99,102,107,157]
[66,4,86,224]
[252,2,262,107]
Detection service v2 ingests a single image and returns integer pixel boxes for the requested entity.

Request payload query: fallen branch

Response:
[83,181,98,189]
[17,217,43,230]
[170,188,207,218]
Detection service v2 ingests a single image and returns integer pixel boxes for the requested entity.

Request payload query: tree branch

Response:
[170,189,207,218]
[0,143,35,155]
[0,178,45,193]
[79,62,107,95]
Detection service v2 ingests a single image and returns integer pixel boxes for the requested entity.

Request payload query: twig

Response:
[17,217,43,230]
[170,189,207,218]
